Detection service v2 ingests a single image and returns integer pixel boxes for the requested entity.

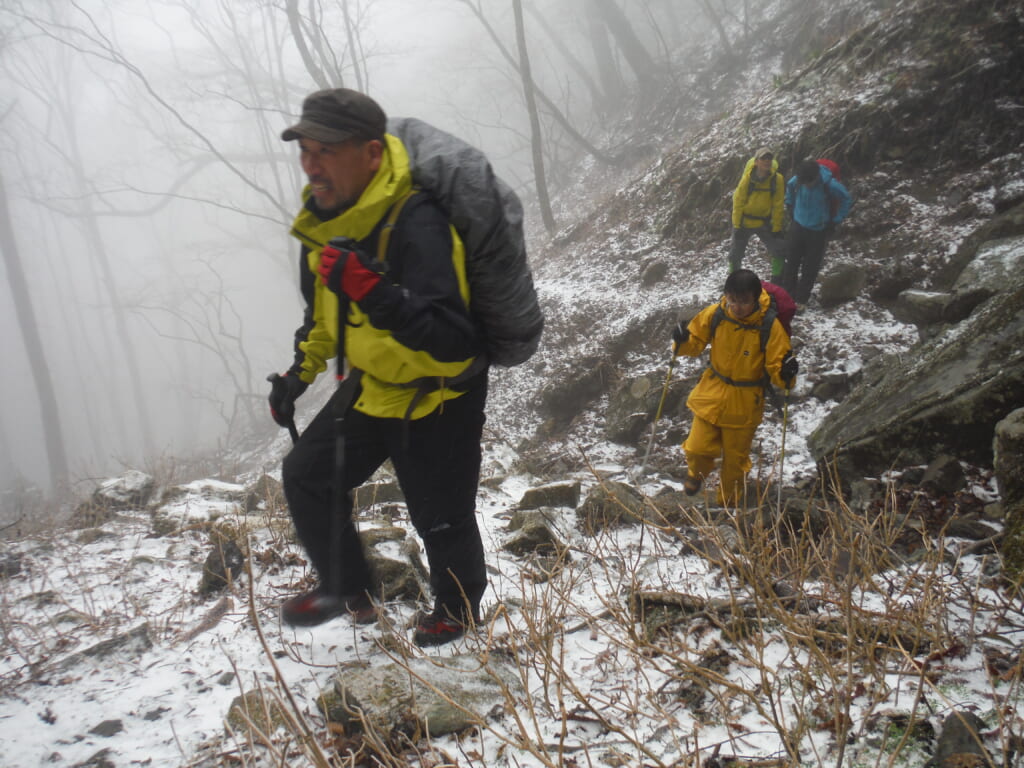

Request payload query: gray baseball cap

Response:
[281,88,387,143]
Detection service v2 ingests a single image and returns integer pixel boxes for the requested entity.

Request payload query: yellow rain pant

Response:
[683,415,757,505]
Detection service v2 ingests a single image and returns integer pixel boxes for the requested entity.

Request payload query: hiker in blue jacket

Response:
[780,159,852,305]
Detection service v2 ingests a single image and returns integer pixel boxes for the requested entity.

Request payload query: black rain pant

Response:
[781,222,828,304]
[282,374,488,622]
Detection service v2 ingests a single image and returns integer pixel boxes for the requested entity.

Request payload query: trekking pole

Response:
[637,351,677,478]
[777,387,789,512]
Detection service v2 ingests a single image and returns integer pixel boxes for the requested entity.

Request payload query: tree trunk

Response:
[586,7,626,103]
[592,0,658,88]
[0,169,70,494]
[342,0,366,91]
[697,0,733,56]
[512,0,556,233]
[285,0,331,89]
[525,2,606,115]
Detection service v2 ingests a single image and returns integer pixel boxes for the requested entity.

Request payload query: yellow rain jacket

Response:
[732,157,785,232]
[675,290,792,429]
[288,134,477,420]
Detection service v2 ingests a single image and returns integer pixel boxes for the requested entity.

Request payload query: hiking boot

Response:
[281,588,378,627]
[412,612,470,647]
[683,474,702,496]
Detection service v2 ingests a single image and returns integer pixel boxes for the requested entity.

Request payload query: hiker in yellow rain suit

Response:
[671,269,798,506]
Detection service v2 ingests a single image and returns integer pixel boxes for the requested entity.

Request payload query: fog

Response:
[0,0,692,498]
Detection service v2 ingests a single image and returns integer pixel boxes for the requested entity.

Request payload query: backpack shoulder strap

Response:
[376,188,421,267]
[760,305,778,353]
[709,306,725,341]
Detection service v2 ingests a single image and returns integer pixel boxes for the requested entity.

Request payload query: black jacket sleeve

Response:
[359,196,483,363]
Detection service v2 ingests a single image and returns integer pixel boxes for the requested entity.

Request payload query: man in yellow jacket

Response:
[672,269,798,506]
[267,89,489,646]
[729,147,787,279]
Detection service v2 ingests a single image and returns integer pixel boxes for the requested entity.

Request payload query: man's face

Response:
[725,292,758,320]
[299,137,382,212]
[755,155,772,174]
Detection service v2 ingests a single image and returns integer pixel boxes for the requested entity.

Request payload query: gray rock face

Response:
[808,237,1024,480]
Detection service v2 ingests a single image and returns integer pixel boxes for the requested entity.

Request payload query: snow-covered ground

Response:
[1,277,1018,766]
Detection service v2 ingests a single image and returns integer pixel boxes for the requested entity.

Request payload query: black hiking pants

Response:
[282,373,488,622]
[781,222,828,304]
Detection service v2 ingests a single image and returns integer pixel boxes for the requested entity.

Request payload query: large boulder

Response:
[994,408,1024,578]
[808,237,1024,481]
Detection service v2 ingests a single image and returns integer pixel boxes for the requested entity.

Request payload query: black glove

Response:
[672,321,690,349]
[780,353,799,388]
[267,372,308,427]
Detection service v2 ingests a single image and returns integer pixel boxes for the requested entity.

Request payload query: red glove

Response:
[318,241,382,302]
[317,244,342,286]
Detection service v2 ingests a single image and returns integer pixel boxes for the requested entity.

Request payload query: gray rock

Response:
[226,689,288,736]
[993,407,1024,505]
[366,552,424,602]
[88,719,124,737]
[920,455,967,496]
[606,372,688,445]
[53,624,152,675]
[324,655,522,738]
[69,470,157,527]
[818,262,866,307]
[244,474,284,513]
[640,259,669,287]
[502,510,566,556]
[517,481,580,511]
[925,710,992,768]
[891,289,952,328]
[994,408,1024,577]
[576,481,649,534]
[538,358,614,424]
[0,551,25,578]
[199,537,245,594]
[353,481,405,508]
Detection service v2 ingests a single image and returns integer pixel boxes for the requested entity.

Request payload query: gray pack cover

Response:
[388,117,543,367]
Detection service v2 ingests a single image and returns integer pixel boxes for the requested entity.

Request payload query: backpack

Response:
[742,156,779,201]
[387,117,543,367]
[761,281,795,336]
[817,158,842,218]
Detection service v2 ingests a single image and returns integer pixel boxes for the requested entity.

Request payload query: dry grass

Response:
[209,468,1022,768]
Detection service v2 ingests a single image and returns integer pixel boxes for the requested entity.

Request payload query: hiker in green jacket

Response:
[729,147,787,279]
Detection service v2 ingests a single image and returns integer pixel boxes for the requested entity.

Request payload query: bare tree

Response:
[592,0,658,90]
[695,0,734,56]
[512,0,555,233]
[456,0,614,164]
[0,168,70,494]
[584,5,626,104]
[525,2,607,115]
